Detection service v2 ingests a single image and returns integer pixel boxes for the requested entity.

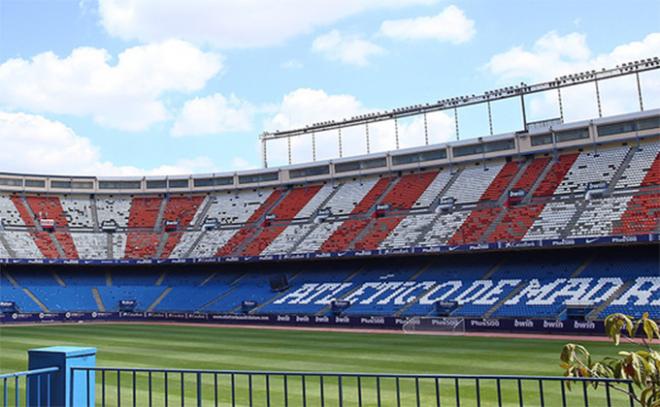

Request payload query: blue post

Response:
[28,346,96,407]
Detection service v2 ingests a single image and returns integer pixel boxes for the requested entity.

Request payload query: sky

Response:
[0,0,658,176]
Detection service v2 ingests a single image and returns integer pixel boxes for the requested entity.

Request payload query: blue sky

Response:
[0,0,658,176]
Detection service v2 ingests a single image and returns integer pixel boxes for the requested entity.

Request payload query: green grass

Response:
[0,324,635,406]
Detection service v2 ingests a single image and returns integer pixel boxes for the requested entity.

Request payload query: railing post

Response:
[28,346,96,407]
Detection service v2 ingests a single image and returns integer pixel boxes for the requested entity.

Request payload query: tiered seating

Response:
[444,163,504,204]
[159,232,183,259]
[191,230,236,258]
[480,162,520,202]
[0,238,9,257]
[568,196,632,237]
[294,222,342,253]
[162,196,205,227]
[0,195,26,226]
[10,196,36,226]
[354,216,404,250]
[642,151,660,186]
[61,197,95,229]
[55,231,78,258]
[420,256,507,317]
[124,232,161,259]
[155,271,242,312]
[511,157,551,192]
[24,196,79,258]
[350,177,392,214]
[169,231,202,258]
[612,193,660,235]
[97,286,166,311]
[605,277,660,319]
[158,196,205,258]
[555,146,629,194]
[448,207,501,245]
[3,246,657,318]
[32,232,60,258]
[419,211,470,246]
[205,189,274,225]
[322,178,378,215]
[216,190,283,256]
[379,172,438,210]
[127,197,163,229]
[125,197,163,258]
[0,231,42,258]
[413,171,453,208]
[262,223,314,255]
[533,153,579,197]
[379,213,436,249]
[491,254,584,318]
[111,233,127,259]
[240,186,322,256]
[352,173,436,251]
[25,196,68,227]
[320,219,370,253]
[241,225,287,256]
[615,142,660,189]
[523,201,579,240]
[71,233,108,259]
[96,196,131,227]
[487,204,545,243]
[318,178,392,252]
[0,286,41,312]
[205,271,293,313]
[294,184,334,219]
[30,286,98,311]
[270,186,323,221]
[262,264,356,314]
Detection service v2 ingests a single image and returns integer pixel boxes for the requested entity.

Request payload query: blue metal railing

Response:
[70,367,636,407]
[0,367,59,407]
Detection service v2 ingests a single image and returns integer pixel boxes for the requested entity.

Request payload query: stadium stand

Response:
[2,246,658,319]
[568,196,632,238]
[215,190,283,256]
[61,196,95,229]
[0,195,26,226]
[0,127,657,263]
[96,196,131,228]
[444,164,503,204]
[615,141,660,189]
[555,146,630,195]
[523,202,578,240]
[533,153,579,197]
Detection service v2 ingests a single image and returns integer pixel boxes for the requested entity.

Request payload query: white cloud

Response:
[281,59,304,70]
[0,111,243,176]
[171,94,254,137]
[485,32,660,121]
[264,88,453,166]
[267,88,367,131]
[312,30,385,67]
[0,40,222,131]
[98,0,437,49]
[379,5,476,44]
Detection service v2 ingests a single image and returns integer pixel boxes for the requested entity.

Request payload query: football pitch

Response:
[0,323,635,406]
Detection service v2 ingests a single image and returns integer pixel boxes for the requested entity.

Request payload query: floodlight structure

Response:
[260,57,660,168]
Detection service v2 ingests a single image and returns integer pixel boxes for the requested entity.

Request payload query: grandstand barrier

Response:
[0,311,616,336]
[0,233,656,265]
[6,346,96,407]
[0,366,59,407]
[70,366,635,407]
[4,348,638,407]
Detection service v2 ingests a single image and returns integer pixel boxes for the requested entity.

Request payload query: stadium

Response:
[1,2,659,406]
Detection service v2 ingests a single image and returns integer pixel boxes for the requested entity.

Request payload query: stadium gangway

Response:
[0,367,59,407]
[69,366,637,407]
